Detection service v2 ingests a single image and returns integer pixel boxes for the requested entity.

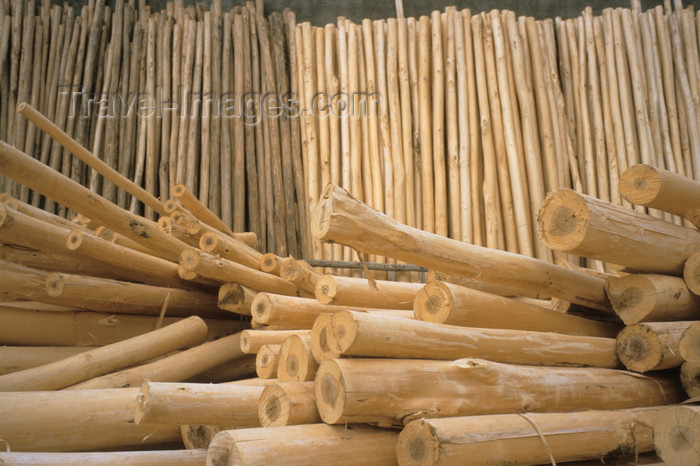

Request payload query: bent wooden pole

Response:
[0,388,179,452]
[538,188,700,275]
[206,424,398,466]
[620,164,700,225]
[312,184,610,311]
[240,329,311,354]
[414,281,621,337]
[397,407,664,466]
[134,381,264,427]
[605,274,700,324]
[218,283,256,316]
[0,140,187,261]
[680,321,700,365]
[0,450,208,465]
[258,381,320,427]
[172,183,236,236]
[615,321,694,372]
[328,310,620,368]
[653,405,700,465]
[0,316,207,391]
[315,275,422,310]
[17,102,167,216]
[314,358,684,425]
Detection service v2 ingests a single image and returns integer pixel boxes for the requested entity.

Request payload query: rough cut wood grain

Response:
[312,184,610,311]
[277,334,318,382]
[279,257,322,295]
[257,381,320,426]
[217,283,256,316]
[327,310,620,368]
[255,344,281,379]
[680,321,700,365]
[397,407,664,466]
[206,424,398,466]
[653,405,700,466]
[538,188,700,275]
[314,358,683,426]
[683,251,700,295]
[616,321,694,372]
[605,274,700,324]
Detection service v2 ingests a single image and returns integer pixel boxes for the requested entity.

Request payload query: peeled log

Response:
[397,407,664,466]
[0,140,187,261]
[315,275,421,310]
[538,188,700,275]
[240,329,311,354]
[414,281,620,337]
[312,184,610,311]
[605,274,700,324]
[258,381,321,427]
[680,321,700,364]
[44,271,221,317]
[0,316,207,391]
[0,388,179,452]
[314,358,683,426]
[681,362,700,397]
[683,252,700,295]
[134,381,263,427]
[620,164,700,223]
[0,450,207,465]
[653,405,700,465]
[0,346,91,375]
[277,334,319,382]
[329,310,619,368]
[256,344,282,379]
[206,424,398,466]
[217,283,256,316]
[70,332,248,389]
[425,269,546,299]
[180,248,298,296]
[616,321,694,372]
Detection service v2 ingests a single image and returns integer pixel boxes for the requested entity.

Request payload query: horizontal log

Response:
[199,231,261,269]
[425,269,546,298]
[255,344,281,379]
[0,140,187,261]
[681,362,700,397]
[240,329,311,354]
[207,424,398,465]
[134,381,264,427]
[179,248,298,296]
[258,381,320,427]
[0,450,207,465]
[184,355,257,384]
[277,334,318,382]
[315,275,422,309]
[0,346,91,375]
[616,321,694,372]
[414,281,620,337]
[683,251,700,295]
[314,358,684,425]
[279,258,322,295]
[653,405,700,465]
[69,332,248,389]
[0,316,207,391]
[538,188,700,275]
[605,274,700,324]
[312,184,610,311]
[328,310,620,368]
[397,407,664,465]
[680,321,700,364]
[217,282,256,316]
[620,164,700,223]
[0,388,179,452]
[0,306,243,346]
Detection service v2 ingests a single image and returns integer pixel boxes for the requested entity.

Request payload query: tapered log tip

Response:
[16,102,27,113]
[619,165,662,205]
[537,188,590,251]
[396,420,440,466]
[314,359,345,424]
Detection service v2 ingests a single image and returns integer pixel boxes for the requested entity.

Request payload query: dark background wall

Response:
[64,0,700,25]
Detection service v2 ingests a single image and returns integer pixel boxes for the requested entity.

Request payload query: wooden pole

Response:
[312,184,610,311]
[277,334,318,382]
[314,357,683,426]
[199,231,261,269]
[417,15,433,233]
[538,188,700,275]
[240,329,311,354]
[315,275,422,310]
[604,273,700,324]
[255,344,281,378]
[680,321,700,364]
[134,381,264,427]
[328,310,619,368]
[397,407,663,466]
[414,281,620,337]
[653,405,700,465]
[616,321,694,372]
[258,381,320,426]
[0,316,206,391]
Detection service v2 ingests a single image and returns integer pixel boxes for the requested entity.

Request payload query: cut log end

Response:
[240,330,254,354]
[311,313,340,363]
[163,199,181,214]
[218,283,249,314]
[619,164,662,205]
[615,325,662,373]
[278,335,316,382]
[315,275,337,305]
[680,362,700,398]
[0,204,8,227]
[207,431,239,466]
[65,230,84,251]
[331,310,359,353]
[258,384,289,426]
[259,253,280,274]
[604,276,652,324]
[186,221,203,235]
[537,188,590,251]
[158,217,174,233]
[653,406,700,466]
[684,252,700,296]
[680,322,700,364]
[199,232,218,252]
[180,424,222,450]
[171,184,188,198]
[251,292,273,323]
[95,226,116,242]
[279,257,303,281]
[179,248,202,272]
[396,420,440,466]
[255,344,281,379]
[314,359,345,424]
[413,282,452,323]
[45,272,65,297]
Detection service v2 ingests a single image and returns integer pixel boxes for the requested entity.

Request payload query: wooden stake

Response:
[616,321,694,372]
[258,381,320,426]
